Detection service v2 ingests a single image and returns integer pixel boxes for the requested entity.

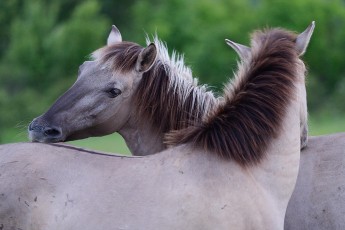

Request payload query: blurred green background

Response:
[0,0,344,155]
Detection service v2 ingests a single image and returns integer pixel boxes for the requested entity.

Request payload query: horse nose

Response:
[28,119,63,142]
[29,119,43,132]
[43,126,62,138]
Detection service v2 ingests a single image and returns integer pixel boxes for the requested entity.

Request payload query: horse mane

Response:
[165,28,300,167]
[93,36,218,134]
[132,36,218,133]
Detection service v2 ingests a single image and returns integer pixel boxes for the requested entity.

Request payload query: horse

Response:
[1,24,311,229]
[224,25,345,230]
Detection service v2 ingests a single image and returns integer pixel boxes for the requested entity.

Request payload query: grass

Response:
[2,113,344,154]
[309,114,345,136]
[69,133,130,155]
[1,129,130,155]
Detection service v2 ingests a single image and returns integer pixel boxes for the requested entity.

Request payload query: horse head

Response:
[29,25,157,143]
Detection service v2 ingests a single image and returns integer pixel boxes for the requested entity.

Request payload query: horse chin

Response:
[64,129,101,142]
[30,137,65,144]
[28,131,64,143]
[65,132,90,142]
[65,123,118,142]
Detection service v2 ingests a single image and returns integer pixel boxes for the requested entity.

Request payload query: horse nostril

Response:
[28,122,34,131]
[29,120,43,132]
[44,127,61,137]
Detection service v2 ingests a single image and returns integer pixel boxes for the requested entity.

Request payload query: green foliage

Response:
[70,133,130,155]
[256,0,345,108]
[45,0,109,81]
[0,0,109,141]
[0,0,22,57]
[130,0,345,112]
[0,0,345,144]
[131,0,256,89]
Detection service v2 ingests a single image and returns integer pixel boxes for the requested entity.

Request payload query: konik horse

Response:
[0,24,311,229]
[225,24,344,229]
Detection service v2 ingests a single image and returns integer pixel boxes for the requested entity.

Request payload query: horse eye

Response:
[107,88,122,98]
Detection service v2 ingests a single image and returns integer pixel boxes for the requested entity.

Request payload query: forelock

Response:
[92,42,143,73]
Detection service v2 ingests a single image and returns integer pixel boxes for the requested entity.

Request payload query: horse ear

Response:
[225,39,250,60]
[296,21,315,56]
[136,43,157,73]
[107,25,122,45]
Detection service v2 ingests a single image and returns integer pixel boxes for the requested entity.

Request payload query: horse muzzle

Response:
[28,118,65,143]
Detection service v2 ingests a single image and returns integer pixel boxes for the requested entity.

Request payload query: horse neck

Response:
[123,82,218,156]
[121,71,218,156]
[250,78,303,219]
[164,29,304,220]
[118,113,165,156]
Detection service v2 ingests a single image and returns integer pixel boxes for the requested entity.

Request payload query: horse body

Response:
[285,132,345,230]
[1,142,289,230]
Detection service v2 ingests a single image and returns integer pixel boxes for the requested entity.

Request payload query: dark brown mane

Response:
[165,29,300,167]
